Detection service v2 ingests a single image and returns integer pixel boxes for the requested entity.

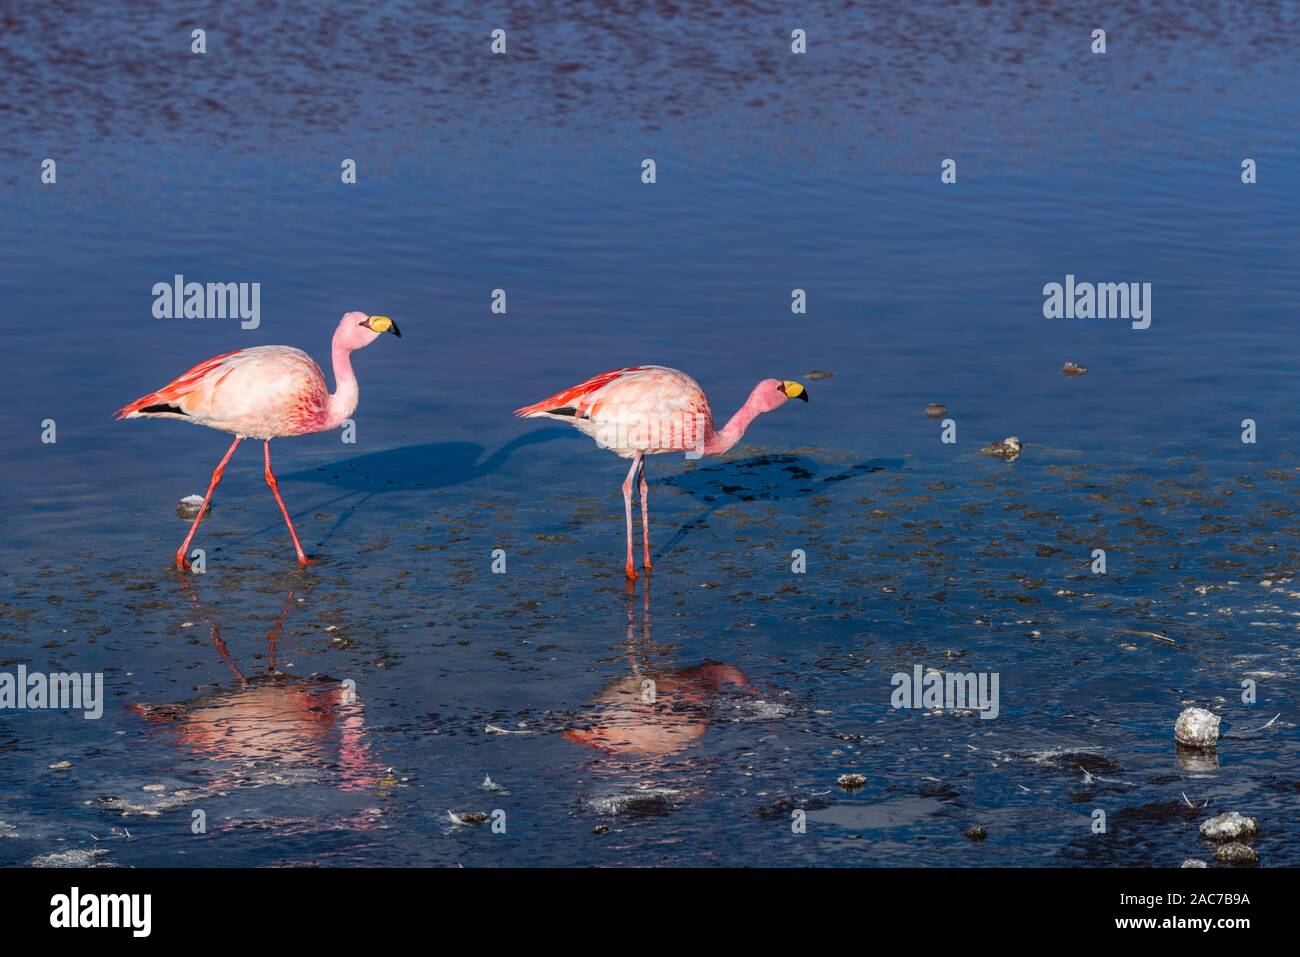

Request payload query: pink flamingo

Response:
[515,366,808,579]
[116,312,400,569]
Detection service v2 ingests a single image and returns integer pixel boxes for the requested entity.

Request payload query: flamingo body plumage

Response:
[516,365,807,578]
[117,311,400,568]
[515,365,713,458]
[117,346,336,440]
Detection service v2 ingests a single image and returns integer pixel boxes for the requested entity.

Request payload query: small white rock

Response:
[1181,858,1208,868]
[980,436,1022,460]
[1174,707,1220,749]
[177,494,210,519]
[1199,811,1257,842]
[1215,842,1258,865]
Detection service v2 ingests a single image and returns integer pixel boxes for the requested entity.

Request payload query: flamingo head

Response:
[336,311,402,351]
[754,378,809,412]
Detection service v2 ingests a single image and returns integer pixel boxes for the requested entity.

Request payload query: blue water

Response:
[1,1,1297,866]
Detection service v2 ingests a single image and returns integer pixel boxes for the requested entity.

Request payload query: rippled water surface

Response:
[1,1,1298,867]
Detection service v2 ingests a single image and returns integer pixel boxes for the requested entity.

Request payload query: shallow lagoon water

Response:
[1,1,1298,866]
[4,441,1300,866]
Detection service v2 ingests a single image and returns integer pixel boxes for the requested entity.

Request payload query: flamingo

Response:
[515,366,808,579]
[116,311,400,569]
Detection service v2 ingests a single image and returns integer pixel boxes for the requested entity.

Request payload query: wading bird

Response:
[515,366,807,579]
[116,312,400,569]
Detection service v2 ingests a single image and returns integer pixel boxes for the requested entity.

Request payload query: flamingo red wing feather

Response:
[114,350,242,419]
[514,366,646,417]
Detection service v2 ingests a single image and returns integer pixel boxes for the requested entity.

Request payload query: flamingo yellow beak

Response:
[780,380,808,402]
[366,315,401,337]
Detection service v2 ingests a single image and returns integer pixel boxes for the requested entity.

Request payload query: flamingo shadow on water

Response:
[253,428,575,551]
[653,453,903,560]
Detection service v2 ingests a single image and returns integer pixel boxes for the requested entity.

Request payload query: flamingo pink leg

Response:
[638,458,652,574]
[263,442,316,565]
[622,452,643,580]
[176,436,242,570]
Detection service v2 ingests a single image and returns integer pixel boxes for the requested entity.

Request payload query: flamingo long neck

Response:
[704,388,766,455]
[325,336,360,429]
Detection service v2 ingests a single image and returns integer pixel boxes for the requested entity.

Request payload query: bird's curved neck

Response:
[326,336,359,429]
[704,389,764,455]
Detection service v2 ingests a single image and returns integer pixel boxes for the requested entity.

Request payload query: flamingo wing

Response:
[514,366,645,419]
[117,346,330,439]
[516,365,712,455]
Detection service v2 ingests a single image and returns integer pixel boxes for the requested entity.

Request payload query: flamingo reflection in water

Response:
[564,581,753,758]
[131,578,388,800]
